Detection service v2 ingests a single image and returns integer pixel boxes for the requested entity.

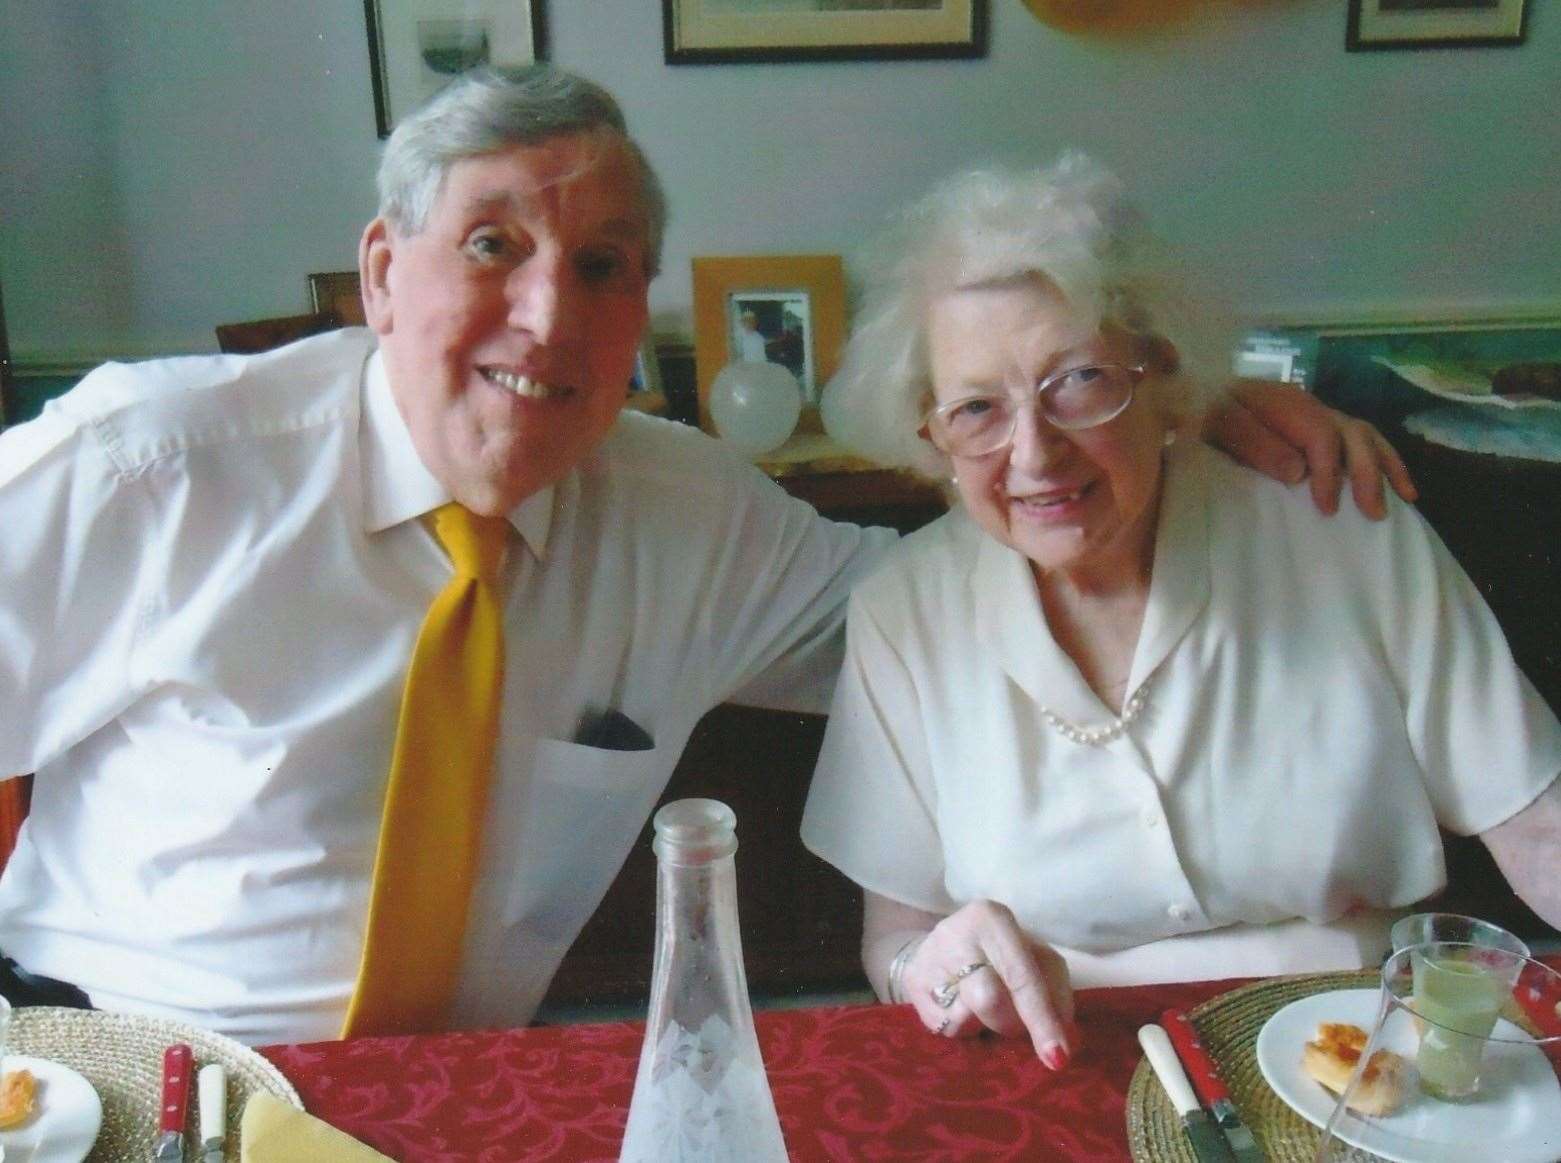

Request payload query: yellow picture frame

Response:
[691,254,846,435]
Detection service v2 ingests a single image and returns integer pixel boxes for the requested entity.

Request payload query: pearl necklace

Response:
[1038,678,1151,746]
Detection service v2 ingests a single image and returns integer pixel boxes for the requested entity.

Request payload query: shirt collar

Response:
[357,348,555,557]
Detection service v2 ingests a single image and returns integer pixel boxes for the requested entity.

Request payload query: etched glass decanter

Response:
[619,798,789,1162]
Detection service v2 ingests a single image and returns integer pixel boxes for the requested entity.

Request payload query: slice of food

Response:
[1301,1022,1407,1116]
[0,1067,37,1128]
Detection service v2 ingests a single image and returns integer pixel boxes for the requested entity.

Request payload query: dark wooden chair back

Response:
[215,311,342,355]
[214,271,365,355]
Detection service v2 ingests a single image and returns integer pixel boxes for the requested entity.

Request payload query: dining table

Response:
[256,956,1561,1163]
[256,976,1272,1163]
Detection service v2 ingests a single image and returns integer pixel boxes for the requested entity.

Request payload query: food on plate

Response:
[0,1067,38,1128]
[1301,1022,1407,1116]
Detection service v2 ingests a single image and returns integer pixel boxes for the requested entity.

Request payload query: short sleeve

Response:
[1373,500,1561,835]
[800,591,957,915]
[0,389,153,773]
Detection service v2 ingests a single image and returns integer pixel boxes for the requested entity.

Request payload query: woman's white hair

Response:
[820,153,1231,479]
[377,65,668,276]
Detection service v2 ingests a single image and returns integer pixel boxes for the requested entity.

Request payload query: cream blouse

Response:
[802,442,1560,983]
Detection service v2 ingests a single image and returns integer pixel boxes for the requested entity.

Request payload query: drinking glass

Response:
[1390,912,1530,959]
[1314,944,1561,1162]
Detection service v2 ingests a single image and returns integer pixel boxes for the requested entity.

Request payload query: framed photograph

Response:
[664,0,986,65]
[307,271,366,326]
[365,0,547,137]
[630,337,664,398]
[1346,0,1526,50]
[692,254,846,432]
[624,336,670,415]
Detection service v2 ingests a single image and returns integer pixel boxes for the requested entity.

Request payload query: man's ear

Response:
[359,217,395,336]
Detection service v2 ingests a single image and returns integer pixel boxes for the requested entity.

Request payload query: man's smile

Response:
[479,365,572,400]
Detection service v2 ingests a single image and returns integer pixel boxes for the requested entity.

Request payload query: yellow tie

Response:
[342,503,509,1037]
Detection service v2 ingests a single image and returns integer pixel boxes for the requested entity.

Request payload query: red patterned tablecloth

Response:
[260,978,1232,1162]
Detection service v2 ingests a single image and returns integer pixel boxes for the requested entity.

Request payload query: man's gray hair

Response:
[820,153,1230,480]
[377,65,668,276]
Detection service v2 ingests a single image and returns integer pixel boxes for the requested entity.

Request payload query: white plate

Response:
[0,1055,103,1163]
[1255,988,1561,1163]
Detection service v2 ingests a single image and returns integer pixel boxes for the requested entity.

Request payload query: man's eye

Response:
[466,232,514,261]
[577,249,634,287]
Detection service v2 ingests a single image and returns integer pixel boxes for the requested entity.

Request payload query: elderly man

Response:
[0,66,1409,1045]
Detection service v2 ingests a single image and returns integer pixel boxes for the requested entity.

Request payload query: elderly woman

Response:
[800,155,1561,1069]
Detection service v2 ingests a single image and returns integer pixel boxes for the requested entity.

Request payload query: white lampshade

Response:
[708,360,802,456]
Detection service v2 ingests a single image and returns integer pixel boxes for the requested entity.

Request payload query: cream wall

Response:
[1,0,1556,365]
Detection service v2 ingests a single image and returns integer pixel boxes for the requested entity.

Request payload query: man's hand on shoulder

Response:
[1204,380,1418,520]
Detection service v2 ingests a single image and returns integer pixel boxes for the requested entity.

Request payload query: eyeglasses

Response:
[920,362,1145,458]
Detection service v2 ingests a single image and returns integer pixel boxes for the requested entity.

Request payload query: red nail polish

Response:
[1041,1041,1070,1070]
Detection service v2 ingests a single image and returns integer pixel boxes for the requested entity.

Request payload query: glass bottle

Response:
[619,798,789,1162]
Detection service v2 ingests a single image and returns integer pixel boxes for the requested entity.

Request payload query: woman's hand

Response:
[1204,381,1417,520]
[881,898,1077,1069]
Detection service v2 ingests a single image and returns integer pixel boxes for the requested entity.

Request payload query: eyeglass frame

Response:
[918,362,1147,458]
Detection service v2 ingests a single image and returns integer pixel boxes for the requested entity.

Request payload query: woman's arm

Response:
[864,889,1077,1069]
[1204,381,1417,519]
[1479,775,1561,931]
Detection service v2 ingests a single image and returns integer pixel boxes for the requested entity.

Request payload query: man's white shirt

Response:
[0,329,893,1044]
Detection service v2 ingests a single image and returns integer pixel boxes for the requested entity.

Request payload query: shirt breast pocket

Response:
[498,737,674,935]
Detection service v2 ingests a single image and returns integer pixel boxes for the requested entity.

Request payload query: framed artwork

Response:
[307,271,367,326]
[691,254,846,432]
[631,337,664,398]
[663,0,986,65]
[1346,0,1526,50]
[625,337,670,415]
[365,0,547,137]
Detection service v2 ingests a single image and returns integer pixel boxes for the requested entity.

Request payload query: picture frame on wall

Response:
[365,0,547,137]
[664,0,987,65]
[307,270,367,326]
[1346,0,1526,50]
[691,254,846,433]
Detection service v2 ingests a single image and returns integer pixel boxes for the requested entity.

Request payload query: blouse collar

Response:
[971,442,1210,724]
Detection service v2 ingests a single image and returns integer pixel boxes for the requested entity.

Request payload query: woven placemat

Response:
[1126,971,1380,1163]
[8,1006,300,1162]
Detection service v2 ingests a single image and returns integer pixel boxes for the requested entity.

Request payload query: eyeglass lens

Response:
[932,364,1137,455]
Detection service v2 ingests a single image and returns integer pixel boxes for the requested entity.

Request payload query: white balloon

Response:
[708,361,802,456]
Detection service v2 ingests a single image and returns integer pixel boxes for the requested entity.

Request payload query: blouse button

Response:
[1167,903,1191,923]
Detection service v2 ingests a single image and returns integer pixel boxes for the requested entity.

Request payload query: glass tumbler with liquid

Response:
[1408,940,1522,1100]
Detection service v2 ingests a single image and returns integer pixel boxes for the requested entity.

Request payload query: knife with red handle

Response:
[1162,1009,1265,1163]
[1512,964,1561,1038]
[1512,963,1561,1076]
[153,1043,194,1160]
